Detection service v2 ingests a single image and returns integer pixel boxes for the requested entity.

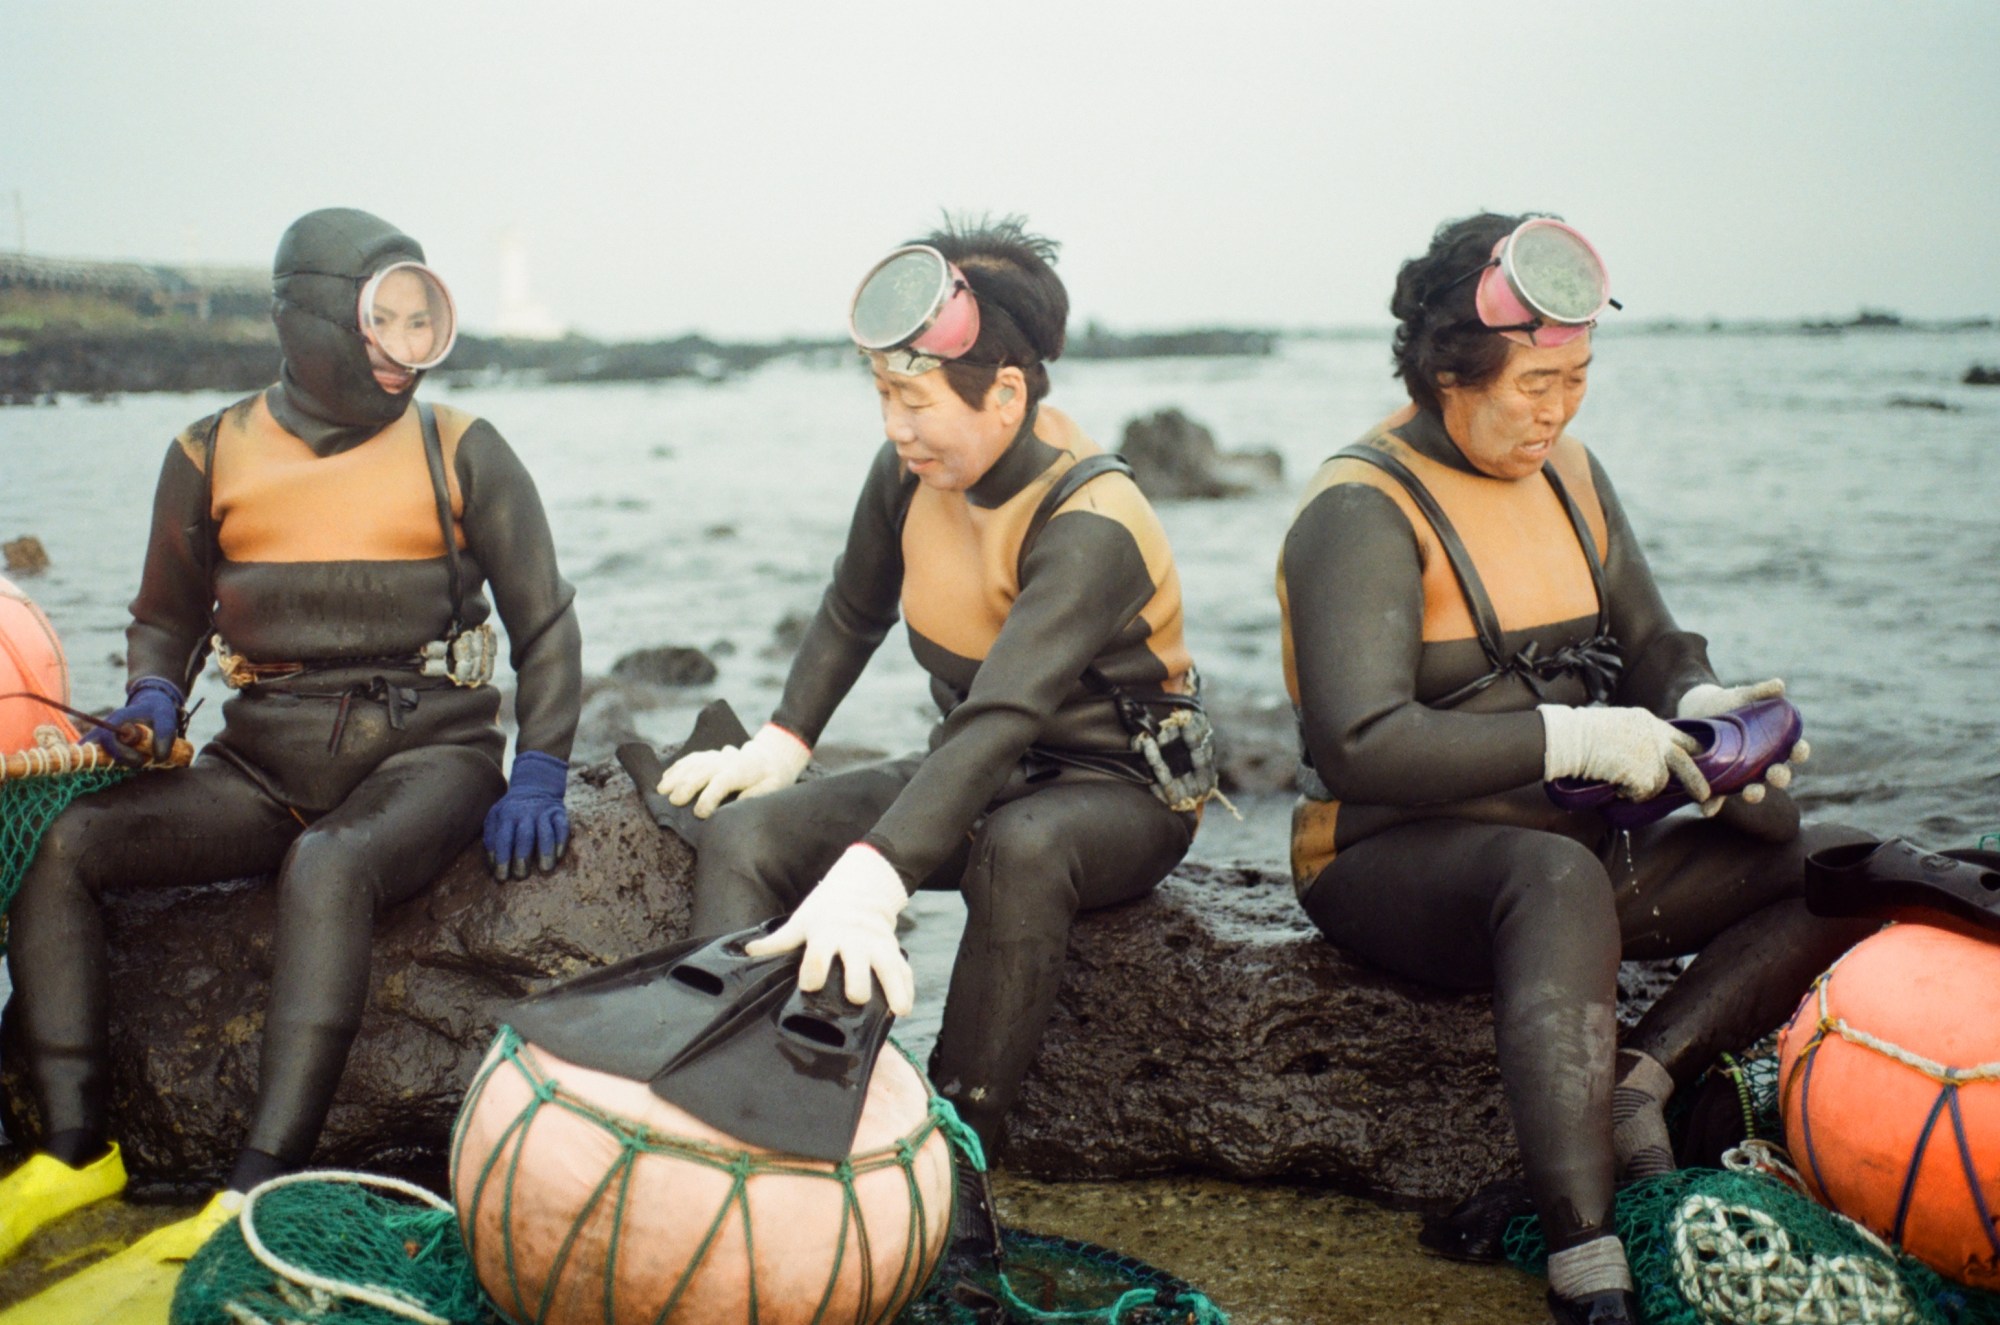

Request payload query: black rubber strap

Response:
[1540,461,1613,638]
[1016,453,1136,584]
[417,402,465,636]
[188,412,224,690]
[1337,445,1512,673]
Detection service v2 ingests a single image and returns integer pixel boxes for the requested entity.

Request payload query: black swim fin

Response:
[616,698,754,850]
[1804,838,2000,935]
[650,952,897,1162]
[506,922,801,1084]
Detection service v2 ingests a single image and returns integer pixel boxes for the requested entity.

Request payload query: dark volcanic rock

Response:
[610,645,719,688]
[1001,862,1679,1206]
[1118,408,1283,501]
[0,763,694,1188]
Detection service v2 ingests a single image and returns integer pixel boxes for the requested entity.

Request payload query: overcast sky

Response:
[6,2,1996,339]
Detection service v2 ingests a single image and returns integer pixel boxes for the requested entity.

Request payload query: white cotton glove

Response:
[1675,677,1810,812]
[745,843,915,1015]
[655,722,812,819]
[1540,704,1711,804]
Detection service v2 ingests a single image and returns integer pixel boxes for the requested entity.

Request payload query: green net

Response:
[1504,1053,2000,1325]
[0,767,128,955]
[171,1172,496,1324]
[903,1228,1230,1325]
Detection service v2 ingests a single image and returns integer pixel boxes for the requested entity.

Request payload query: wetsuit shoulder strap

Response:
[1016,453,1136,584]
[417,402,465,635]
[1333,444,1510,673]
[1539,461,1612,638]
[189,411,224,688]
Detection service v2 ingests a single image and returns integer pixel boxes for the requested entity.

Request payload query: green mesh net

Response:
[1505,1054,2000,1325]
[171,1172,495,1324]
[904,1229,1230,1325]
[0,767,128,955]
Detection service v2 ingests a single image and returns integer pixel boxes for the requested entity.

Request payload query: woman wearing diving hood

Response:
[0,208,581,1296]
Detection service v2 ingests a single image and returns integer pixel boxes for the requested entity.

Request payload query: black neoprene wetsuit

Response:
[1278,407,1873,1250]
[6,210,580,1184]
[693,406,1199,1145]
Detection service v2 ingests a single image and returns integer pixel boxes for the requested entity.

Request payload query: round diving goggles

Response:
[1441,219,1618,347]
[848,245,981,376]
[358,261,458,370]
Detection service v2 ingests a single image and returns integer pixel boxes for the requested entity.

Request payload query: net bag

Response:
[451,1026,954,1324]
[171,1171,494,1324]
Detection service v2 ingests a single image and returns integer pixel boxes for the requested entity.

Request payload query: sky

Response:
[5,1,1997,340]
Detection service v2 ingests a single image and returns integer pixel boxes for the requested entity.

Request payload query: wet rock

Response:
[0,762,695,1188]
[1117,409,1283,501]
[3,536,50,576]
[761,609,813,661]
[1001,861,1678,1205]
[569,687,643,766]
[1886,395,1959,412]
[609,645,718,688]
[1964,364,2000,386]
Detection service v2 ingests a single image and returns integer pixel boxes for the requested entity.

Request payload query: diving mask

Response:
[848,244,981,376]
[1450,219,1618,347]
[358,261,458,370]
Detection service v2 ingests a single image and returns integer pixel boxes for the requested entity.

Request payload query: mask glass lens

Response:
[362,262,456,369]
[851,248,948,350]
[1507,224,1606,324]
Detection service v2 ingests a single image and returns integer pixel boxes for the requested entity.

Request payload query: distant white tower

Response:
[496,227,565,340]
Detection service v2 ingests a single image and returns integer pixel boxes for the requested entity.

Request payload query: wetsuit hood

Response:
[271,208,426,449]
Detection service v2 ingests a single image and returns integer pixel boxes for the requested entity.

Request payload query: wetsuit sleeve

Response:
[769,442,912,746]
[456,421,582,761]
[1589,454,1719,715]
[1284,484,1547,803]
[125,437,216,693]
[861,509,1160,884]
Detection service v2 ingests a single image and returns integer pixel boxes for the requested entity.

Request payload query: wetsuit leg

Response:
[1301,822,1622,1251]
[6,760,299,1145]
[687,757,924,936]
[932,780,1193,1147]
[240,744,501,1167]
[1611,818,1878,1083]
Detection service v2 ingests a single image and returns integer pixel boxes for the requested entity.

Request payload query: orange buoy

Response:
[451,1028,955,1325]
[0,573,78,751]
[1778,922,2000,1289]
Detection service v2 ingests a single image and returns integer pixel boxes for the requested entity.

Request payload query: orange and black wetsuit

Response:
[8,208,579,1189]
[693,405,1199,1144]
[1278,405,1869,1252]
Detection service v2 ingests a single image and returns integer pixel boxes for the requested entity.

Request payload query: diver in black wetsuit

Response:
[1277,213,1876,1325]
[655,219,1214,1150]
[0,208,581,1267]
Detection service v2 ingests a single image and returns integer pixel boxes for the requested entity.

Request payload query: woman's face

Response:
[1438,333,1592,479]
[870,359,1024,492]
[363,268,440,392]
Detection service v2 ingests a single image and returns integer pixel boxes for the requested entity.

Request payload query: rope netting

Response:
[1504,1056,2000,1325]
[0,752,128,955]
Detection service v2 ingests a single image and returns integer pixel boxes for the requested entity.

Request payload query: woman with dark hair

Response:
[1277,212,1873,1324]
[657,217,1216,1152]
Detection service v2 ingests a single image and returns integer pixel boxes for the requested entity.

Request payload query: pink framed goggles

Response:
[1446,219,1617,348]
[848,245,982,376]
[357,261,458,370]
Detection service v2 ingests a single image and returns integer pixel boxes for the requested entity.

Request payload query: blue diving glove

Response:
[484,750,570,881]
[81,676,184,766]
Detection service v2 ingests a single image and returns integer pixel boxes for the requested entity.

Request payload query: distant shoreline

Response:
[2,269,1993,402]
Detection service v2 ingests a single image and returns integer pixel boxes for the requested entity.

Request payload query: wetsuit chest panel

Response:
[210,396,470,564]
[1331,436,1607,645]
[899,487,1031,663]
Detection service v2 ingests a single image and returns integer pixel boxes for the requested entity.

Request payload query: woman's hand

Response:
[744,843,914,1015]
[1540,704,1711,803]
[655,722,811,819]
[1675,678,1809,814]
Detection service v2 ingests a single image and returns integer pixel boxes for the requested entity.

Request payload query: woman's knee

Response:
[21,802,114,899]
[277,829,380,922]
[962,809,1078,926]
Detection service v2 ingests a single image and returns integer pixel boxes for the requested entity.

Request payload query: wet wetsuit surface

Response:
[8,386,579,1172]
[1278,405,1871,1249]
[695,406,1197,1144]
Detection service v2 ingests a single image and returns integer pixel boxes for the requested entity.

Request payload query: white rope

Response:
[1672,1194,1916,1325]
[235,1169,458,1325]
[1808,956,2000,1084]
